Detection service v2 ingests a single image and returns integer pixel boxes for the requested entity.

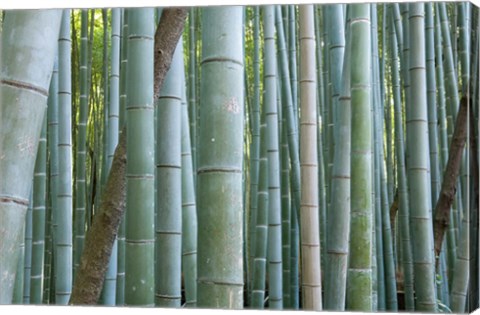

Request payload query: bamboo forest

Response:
[0,2,479,313]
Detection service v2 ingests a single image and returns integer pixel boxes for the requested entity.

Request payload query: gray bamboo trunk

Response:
[0,10,61,304]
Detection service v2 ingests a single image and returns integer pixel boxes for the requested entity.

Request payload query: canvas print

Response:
[0,3,478,313]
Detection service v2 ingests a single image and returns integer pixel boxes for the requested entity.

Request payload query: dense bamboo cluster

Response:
[0,3,478,313]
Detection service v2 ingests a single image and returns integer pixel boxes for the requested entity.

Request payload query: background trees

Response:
[0,3,478,313]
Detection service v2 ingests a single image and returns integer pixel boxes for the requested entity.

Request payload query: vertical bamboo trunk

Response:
[116,9,128,305]
[298,4,322,311]
[155,39,183,308]
[280,108,291,308]
[107,9,121,176]
[125,8,155,307]
[346,4,373,312]
[425,4,440,211]
[23,196,33,303]
[188,8,197,183]
[274,7,291,307]
[56,9,73,305]
[100,9,110,197]
[326,4,345,161]
[251,110,268,309]
[73,9,88,281]
[314,6,328,276]
[197,7,244,309]
[30,113,47,304]
[248,7,261,305]
[180,77,198,308]
[288,6,298,134]
[434,9,456,289]
[41,207,51,302]
[0,10,61,304]
[99,8,121,306]
[390,9,415,310]
[289,201,300,309]
[372,15,396,306]
[45,55,60,305]
[407,3,437,312]
[263,5,283,310]
[450,179,470,313]
[325,7,351,311]
[12,224,25,304]
[371,7,385,310]
[274,6,301,226]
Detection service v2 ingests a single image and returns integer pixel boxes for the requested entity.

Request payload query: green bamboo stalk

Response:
[116,9,127,305]
[435,9,457,287]
[326,4,345,153]
[281,6,288,46]
[197,7,244,309]
[373,19,397,306]
[346,4,373,311]
[439,243,451,307]
[275,6,301,225]
[274,8,292,308]
[56,9,73,305]
[298,5,322,310]
[374,27,397,307]
[314,6,327,273]
[371,6,385,311]
[438,3,460,127]
[30,113,47,304]
[390,7,414,310]
[0,10,61,303]
[100,8,110,194]
[374,75,385,312]
[407,4,437,311]
[73,9,89,281]
[23,195,33,304]
[180,72,198,308]
[125,8,155,307]
[325,9,351,311]
[383,7,394,208]
[155,39,183,308]
[188,7,197,182]
[45,54,60,305]
[380,156,397,311]
[458,3,470,95]
[280,107,291,308]
[43,201,52,304]
[264,6,283,309]
[425,3,441,211]
[247,7,261,305]
[321,9,334,204]
[13,224,25,304]
[450,191,470,313]
[289,201,300,309]
[108,9,121,172]
[251,109,269,309]
[99,8,122,306]
[288,5,298,135]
